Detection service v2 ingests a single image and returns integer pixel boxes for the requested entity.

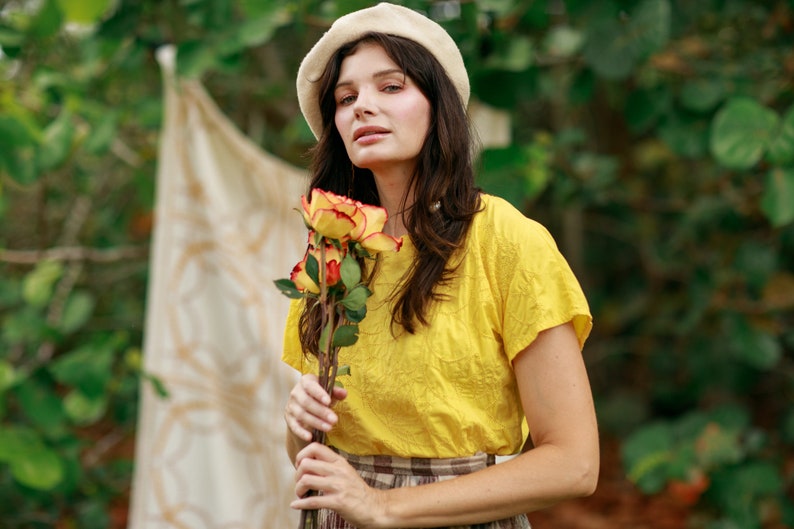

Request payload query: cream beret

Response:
[296,2,469,139]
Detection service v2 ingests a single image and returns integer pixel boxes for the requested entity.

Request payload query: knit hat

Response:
[296,2,469,139]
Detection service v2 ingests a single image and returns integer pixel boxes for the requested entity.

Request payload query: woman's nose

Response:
[353,88,375,117]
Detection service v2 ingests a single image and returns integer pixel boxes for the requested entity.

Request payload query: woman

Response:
[282,3,599,528]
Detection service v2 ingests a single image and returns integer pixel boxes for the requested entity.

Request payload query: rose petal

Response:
[310,208,356,240]
[360,232,403,253]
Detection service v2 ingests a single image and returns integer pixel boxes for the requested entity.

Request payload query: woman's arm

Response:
[291,322,599,528]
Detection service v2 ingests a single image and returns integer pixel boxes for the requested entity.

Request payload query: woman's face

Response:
[333,43,431,178]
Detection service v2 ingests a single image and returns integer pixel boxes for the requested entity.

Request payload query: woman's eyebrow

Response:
[335,68,405,90]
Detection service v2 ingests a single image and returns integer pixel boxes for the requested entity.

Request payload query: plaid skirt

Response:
[317,448,531,529]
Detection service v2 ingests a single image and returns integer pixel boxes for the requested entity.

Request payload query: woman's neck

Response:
[372,169,413,239]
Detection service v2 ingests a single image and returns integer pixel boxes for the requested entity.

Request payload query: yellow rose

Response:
[289,256,319,294]
[290,243,345,293]
[347,202,401,253]
[301,189,356,241]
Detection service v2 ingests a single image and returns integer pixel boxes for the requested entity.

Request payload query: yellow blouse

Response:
[282,194,592,458]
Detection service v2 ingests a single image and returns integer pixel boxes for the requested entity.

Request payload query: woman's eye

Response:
[338,94,357,105]
[383,84,402,93]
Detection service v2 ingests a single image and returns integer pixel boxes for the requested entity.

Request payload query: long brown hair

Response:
[300,32,481,355]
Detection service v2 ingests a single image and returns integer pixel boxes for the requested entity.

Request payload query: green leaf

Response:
[0,427,64,490]
[0,26,25,47]
[694,423,743,469]
[37,110,75,171]
[0,116,41,185]
[49,343,115,398]
[219,10,291,54]
[10,445,64,490]
[306,253,319,286]
[0,360,19,392]
[710,97,779,170]
[0,427,38,463]
[726,315,782,370]
[543,25,584,58]
[336,365,351,377]
[64,390,107,425]
[332,324,359,348]
[523,135,553,199]
[143,371,170,399]
[484,36,534,72]
[22,260,64,308]
[15,377,68,435]
[55,0,112,24]
[622,422,674,493]
[340,254,361,290]
[630,0,671,58]
[83,113,118,155]
[345,305,367,323]
[29,0,63,38]
[625,88,669,133]
[176,40,220,79]
[733,240,777,292]
[680,78,725,113]
[0,115,39,148]
[709,462,783,522]
[659,115,709,158]
[478,146,531,208]
[767,105,794,165]
[583,19,634,80]
[274,279,303,299]
[58,291,96,334]
[583,0,670,80]
[1,306,47,345]
[340,285,371,311]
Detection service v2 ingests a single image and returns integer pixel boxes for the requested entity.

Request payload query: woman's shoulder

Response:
[474,193,557,249]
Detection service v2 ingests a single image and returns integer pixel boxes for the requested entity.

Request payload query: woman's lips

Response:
[354,126,389,143]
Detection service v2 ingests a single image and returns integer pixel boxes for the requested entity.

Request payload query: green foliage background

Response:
[0,0,792,527]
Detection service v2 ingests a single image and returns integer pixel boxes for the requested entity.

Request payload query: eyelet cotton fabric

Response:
[281,194,592,459]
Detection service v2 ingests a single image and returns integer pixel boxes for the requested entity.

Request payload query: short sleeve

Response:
[486,198,592,361]
[282,298,312,372]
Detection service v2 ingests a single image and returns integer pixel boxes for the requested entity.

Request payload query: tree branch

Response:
[0,245,149,264]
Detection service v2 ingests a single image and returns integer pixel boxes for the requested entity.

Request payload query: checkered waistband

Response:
[333,447,496,477]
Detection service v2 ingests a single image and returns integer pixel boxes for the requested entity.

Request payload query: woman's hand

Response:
[285,374,347,445]
[292,443,387,529]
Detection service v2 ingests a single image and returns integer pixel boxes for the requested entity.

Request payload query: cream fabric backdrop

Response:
[128,47,305,529]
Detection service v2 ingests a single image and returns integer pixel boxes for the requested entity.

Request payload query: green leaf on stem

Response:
[306,253,319,286]
[340,254,361,290]
[337,365,351,377]
[340,285,371,311]
[345,305,367,323]
[333,325,359,347]
[273,279,303,299]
